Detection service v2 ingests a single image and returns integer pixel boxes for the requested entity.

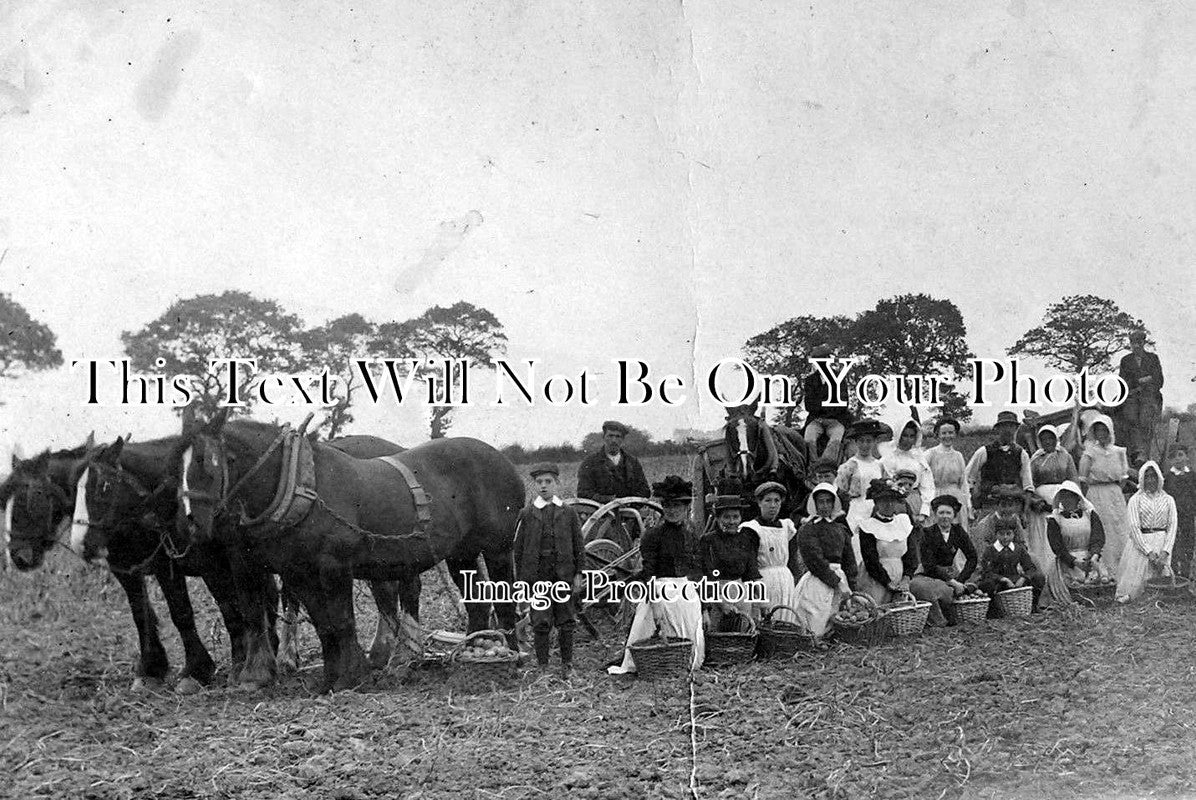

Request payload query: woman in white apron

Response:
[1046,480,1109,588]
[740,481,801,623]
[855,479,918,605]
[1026,425,1078,608]
[1078,414,1130,570]
[1116,462,1177,603]
[792,484,856,637]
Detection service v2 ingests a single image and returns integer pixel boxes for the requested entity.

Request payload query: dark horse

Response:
[178,416,524,692]
[4,441,235,692]
[722,404,812,517]
[69,429,408,691]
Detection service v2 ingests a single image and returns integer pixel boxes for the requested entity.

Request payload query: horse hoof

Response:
[176,677,204,696]
[131,677,164,693]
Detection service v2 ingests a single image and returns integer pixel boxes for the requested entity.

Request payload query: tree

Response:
[0,293,63,382]
[1008,294,1148,373]
[580,424,655,454]
[374,301,507,439]
[300,313,398,439]
[741,315,854,425]
[851,294,975,420]
[122,291,308,418]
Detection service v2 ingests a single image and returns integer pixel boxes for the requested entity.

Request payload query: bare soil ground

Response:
[5,454,1196,800]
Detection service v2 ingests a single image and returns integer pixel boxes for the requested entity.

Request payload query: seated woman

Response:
[856,479,918,606]
[911,494,978,627]
[1046,480,1108,588]
[608,476,704,675]
[1116,461,1178,603]
[741,481,802,623]
[700,493,762,631]
[793,483,857,638]
[978,518,1045,613]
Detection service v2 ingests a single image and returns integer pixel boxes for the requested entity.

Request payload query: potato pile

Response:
[957,585,988,599]
[458,635,515,661]
[1078,574,1116,586]
[832,594,880,627]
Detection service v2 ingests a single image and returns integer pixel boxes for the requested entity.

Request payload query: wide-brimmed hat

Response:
[988,484,1026,507]
[602,420,629,435]
[712,494,751,513]
[892,467,918,482]
[652,475,693,503]
[993,411,1020,429]
[529,462,560,478]
[866,478,905,502]
[754,481,787,500]
[933,417,960,435]
[846,419,890,441]
[930,494,962,513]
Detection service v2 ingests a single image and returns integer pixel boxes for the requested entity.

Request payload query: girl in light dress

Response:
[1078,415,1130,571]
[1115,461,1177,603]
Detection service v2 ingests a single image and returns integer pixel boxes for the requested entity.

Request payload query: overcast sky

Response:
[2,0,1194,459]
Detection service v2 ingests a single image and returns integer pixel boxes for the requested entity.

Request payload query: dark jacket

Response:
[979,541,1041,584]
[513,501,585,583]
[796,518,857,591]
[802,370,854,427]
[1046,511,1106,568]
[700,528,762,582]
[919,523,977,583]
[636,520,702,582]
[1118,351,1164,399]
[576,449,650,503]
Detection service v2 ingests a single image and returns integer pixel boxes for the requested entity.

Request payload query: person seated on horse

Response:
[513,463,585,677]
[802,343,853,463]
[978,517,1045,614]
[609,475,705,675]
[910,495,979,627]
[701,494,762,632]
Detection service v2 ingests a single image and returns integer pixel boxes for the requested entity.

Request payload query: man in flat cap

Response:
[1118,330,1164,464]
[576,420,651,504]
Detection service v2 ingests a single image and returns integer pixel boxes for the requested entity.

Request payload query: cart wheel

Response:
[585,537,626,572]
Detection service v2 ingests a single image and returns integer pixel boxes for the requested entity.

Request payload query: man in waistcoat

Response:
[965,411,1033,517]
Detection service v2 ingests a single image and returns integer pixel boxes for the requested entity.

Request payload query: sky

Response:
[1,0,1194,461]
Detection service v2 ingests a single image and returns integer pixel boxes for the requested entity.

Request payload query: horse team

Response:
[3,411,523,693]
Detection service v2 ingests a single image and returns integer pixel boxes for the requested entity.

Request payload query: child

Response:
[978,517,1045,613]
[512,463,585,677]
[1165,446,1196,579]
[1115,461,1177,603]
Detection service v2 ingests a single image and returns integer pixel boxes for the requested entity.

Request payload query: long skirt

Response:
[792,565,848,637]
[1026,489,1073,609]
[1060,549,1113,583]
[608,577,705,674]
[1087,484,1129,570]
[1115,531,1169,602]
[760,565,799,624]
[856,556,903,606]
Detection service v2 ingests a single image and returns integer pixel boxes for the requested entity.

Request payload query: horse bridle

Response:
[181,426,290,525]
[77,462,181,555]
[9,478,70,551]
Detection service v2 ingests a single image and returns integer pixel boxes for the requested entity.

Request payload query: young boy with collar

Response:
[512,463,585,676]
[1165,446,1196,579]
[978,518,1045,614]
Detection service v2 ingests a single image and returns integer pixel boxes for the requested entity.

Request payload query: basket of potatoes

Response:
[448,630,520,692]
[831,593,889,646]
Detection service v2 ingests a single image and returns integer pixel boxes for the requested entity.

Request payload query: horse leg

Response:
[277,581,302,675]
[200,569,247,683]
[481,549,519,647]
[366,579,405,670]
[292,567,368,693]
[221,544,277,690]
[153,565,215,694]
[113,570,168,691]
[447,555,493,634]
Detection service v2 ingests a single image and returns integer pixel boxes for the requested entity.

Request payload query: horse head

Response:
[177,408,235,543]
[724,403,763,481]
[4,453,69,570]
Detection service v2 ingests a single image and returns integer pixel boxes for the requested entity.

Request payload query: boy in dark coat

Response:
[978,517,1045,613]
[513,463,585,676]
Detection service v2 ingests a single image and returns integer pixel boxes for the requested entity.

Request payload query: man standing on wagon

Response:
[1118,331,1164,465]
[576,420,651,503]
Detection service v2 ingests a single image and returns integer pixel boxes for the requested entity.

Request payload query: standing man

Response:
[1118,331,1164,464]
[966,411,1034,518]
[576,420,651,503]
[803,344,854,463]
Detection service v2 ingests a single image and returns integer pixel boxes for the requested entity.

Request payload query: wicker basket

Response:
[883,592,931,636]
[1066,579,1116,606]
[831,593,889,647]
[756,606,816,659]
[629,635,693,678]
[448,630,519,692]
[994,586,1034,617]
[954,595,990,625]
[1145,575,1191,597]
[705,611,758,666]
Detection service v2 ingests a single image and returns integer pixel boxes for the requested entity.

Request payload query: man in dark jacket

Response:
[1118,331,1165,463]
[576,420,651,503]
[513,463,585,676]
[802,344,854,463]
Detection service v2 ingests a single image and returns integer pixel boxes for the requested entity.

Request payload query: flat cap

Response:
[602,420,629,435]
[529,462,560,478]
